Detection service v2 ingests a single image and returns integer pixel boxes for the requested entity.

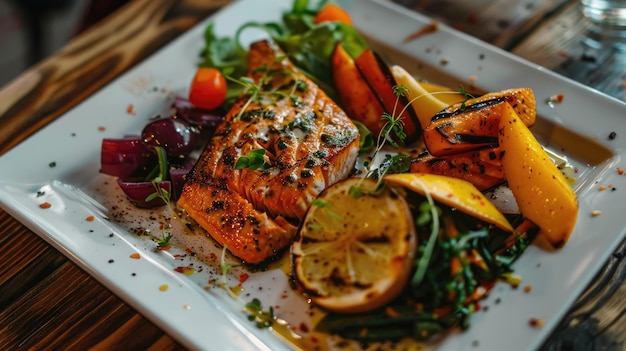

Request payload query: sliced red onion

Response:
[117,179,172,208]
[173,96,225,127]
[101,136,156,179]
[142,116,199,158]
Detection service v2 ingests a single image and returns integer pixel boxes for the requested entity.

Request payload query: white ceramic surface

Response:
[1,0,625,350]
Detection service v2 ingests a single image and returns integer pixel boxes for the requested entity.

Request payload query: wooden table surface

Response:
[0,0,624,350]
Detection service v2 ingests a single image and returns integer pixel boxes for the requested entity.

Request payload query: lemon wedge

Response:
[291,177,416,314]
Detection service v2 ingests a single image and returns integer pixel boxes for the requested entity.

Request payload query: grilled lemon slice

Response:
[291,177,416,314]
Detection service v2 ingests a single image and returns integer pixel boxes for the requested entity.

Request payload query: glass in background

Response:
[580,0,626,38]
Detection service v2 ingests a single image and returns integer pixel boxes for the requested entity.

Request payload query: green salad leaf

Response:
[198,0,369,108]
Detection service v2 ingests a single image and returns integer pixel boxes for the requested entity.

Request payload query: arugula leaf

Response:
[352,120,374,156]
[375,153,411,179]
[198,0,369,108]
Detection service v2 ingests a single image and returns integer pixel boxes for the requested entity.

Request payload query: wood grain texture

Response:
[512,1,626,102]
[0,0,224,350]
[0,0,230,155]
[0,211,186,350]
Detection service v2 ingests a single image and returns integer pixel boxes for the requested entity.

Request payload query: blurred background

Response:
[0,0,128,88]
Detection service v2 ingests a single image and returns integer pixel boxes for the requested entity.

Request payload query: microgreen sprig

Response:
[220,246,240,300]
[349,85,411,197]
[312,199,343,220]
[145,146,174,209]
[156,233,172,249]
[219,247,275,329]
[235,149,270,170]
[245,298,275,329]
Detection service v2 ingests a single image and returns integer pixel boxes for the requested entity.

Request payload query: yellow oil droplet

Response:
[159,284,169,291]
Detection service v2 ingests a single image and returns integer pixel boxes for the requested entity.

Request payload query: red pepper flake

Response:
[98,126,106,132]
[127,104,136,115]
[130,253,141,259]
[599,185,607,191]
[547,94,565,104]
[86,215,95,221]
[524,285,532,293]
[299,322,310,333]
[39,202,52,209]
[404,21,439,42]
[617,167,625,175]
[238,273,249,283]
[529,318,545,328]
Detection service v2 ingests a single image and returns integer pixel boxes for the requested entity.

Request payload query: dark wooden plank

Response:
[0,259,185,350]
[0,0,230,155]
[0,1,227,349]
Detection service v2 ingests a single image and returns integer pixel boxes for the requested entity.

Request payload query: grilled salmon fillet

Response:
[178,40,360,263]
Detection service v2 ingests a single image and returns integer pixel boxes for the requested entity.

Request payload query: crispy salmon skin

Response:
[178,40,360,263]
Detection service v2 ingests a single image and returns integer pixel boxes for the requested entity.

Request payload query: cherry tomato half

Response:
[189,67,227,111]
[313,4,352,25]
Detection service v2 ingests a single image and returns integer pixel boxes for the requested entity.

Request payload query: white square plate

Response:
[1,0,625,350]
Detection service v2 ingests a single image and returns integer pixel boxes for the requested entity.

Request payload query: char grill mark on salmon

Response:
[178,40,360,263]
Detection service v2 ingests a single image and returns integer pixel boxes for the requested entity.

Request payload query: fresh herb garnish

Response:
[220,246,240,300]
[375,153,411,178]
[219,247,275,328]
[312,199,343,220]
[156,233,172,249]
[352,120,374,156]
[318,200,533,342]
[245,298,275,328]
[145,146,172,208]
[234,149,270,170]
[457,85,475,110]
[199,0,369,108]
[349,85,411,197]
[411,185,440,286]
